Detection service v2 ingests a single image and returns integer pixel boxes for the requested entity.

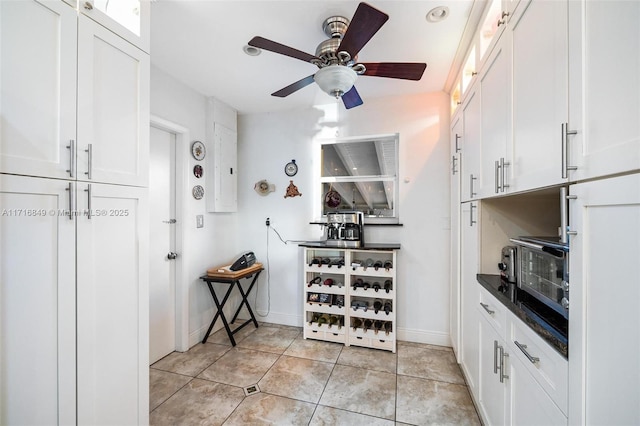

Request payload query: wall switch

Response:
[196,215,204,228]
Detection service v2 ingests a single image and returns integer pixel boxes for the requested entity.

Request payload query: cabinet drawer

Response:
[304,327,346,344]
[478,286,508,339]
[508,316,568,415]
[348,333,394,351]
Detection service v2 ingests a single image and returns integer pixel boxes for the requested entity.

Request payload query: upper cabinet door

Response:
[78,0,150,53]
[510,0,569,192]
[568,0,640,181]
[0,0,77,179]
[77,15,150,187]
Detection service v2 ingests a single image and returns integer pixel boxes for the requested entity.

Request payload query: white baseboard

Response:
[186,317,451,349]
[397,327,452,348]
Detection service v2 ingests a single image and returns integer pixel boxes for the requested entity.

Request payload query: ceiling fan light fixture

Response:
[314,65,357,98]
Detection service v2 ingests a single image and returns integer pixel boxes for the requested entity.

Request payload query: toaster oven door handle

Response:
[509,238,544,251]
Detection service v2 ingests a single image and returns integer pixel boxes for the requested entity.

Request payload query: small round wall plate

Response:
[192,185,204,200]
[285,159,298,177]
[191,141,206,161]
[193,164,203,178]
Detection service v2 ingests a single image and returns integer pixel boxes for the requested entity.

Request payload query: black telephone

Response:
[229,251,256,271]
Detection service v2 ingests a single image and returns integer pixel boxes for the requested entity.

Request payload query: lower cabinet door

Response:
[76,182,148,425]
[478,317,507,426]
[0,175,76,425]
[509,353,567,426]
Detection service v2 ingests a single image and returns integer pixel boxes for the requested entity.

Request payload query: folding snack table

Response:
[200,262,263,346]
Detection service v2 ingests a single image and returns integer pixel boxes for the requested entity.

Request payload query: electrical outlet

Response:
[196,215,204,228]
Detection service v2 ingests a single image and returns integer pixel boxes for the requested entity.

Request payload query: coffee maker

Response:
[325,211,364,248]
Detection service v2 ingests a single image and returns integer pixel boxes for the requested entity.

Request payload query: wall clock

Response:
[191,141,206,161]
[192,185,204,200]
[285,159,298,177]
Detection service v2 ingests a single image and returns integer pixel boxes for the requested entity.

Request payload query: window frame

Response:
[314,133,400,224]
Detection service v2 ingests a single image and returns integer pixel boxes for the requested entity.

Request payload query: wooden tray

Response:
[205,262,263,279]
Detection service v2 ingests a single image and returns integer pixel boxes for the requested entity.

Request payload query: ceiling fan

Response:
[248,2,427,109]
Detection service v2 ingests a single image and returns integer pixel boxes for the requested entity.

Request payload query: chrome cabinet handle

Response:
[452,156,458,175]
[561,123,578,178]
[84,1,93,10]
[514,340,540,364]
[495,160,501,193]
[66,183,75,221]
[455,134,461,153]
[499,345,509,383]
[470,174,477,198]
[469,203,477,227]
[500,157,509,191]
[494,340,499,374]
[66,140,75,178]
[84,184,92,219]
[480,302,495,315]
[85,144,93,180]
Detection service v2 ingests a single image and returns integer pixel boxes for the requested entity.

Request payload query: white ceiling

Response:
[150,0,477,115]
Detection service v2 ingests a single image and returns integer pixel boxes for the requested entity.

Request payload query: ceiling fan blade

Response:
[342,86,363,109]
[360,62,427,80]
[271,75,316,97]
[248,36,318,63]
[338,3,389,58]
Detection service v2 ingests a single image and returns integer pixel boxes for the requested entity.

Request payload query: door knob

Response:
[167,252,178,260]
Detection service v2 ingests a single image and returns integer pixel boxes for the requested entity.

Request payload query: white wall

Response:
[150,65,239,346]
[236,92,452,346]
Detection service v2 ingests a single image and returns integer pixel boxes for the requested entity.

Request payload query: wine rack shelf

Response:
[303,247,398,353]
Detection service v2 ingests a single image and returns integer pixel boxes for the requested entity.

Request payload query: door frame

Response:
[150,115,189,352]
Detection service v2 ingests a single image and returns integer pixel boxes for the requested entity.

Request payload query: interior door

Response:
[149,126,177,364]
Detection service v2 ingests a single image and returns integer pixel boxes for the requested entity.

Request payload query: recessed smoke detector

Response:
[426,6,449,23]
[243,45,261,56]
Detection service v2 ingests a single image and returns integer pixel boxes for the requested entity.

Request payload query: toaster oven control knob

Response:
[498,262,507,271]
[561,297,570,310]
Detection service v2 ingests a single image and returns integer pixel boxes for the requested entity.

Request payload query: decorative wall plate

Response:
[191,141,206,160]
[193,164,203,178]
[192,185,204,200]
[285,159,298,177]
[254,179,275,196]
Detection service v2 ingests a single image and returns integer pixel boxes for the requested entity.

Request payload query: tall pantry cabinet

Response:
[0,1,150,425]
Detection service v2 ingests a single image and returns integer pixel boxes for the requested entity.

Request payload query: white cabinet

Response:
[508,351,567,426]
[0,175,77,425]
[568,1,640,181]
[450,115,462,359]
[0,177,149,425]
[1,1,149,424]
[479,30,511,198]
[509,0,569,192]
[0,0,77,180]
[76,183,149,425]
[568,173,640,425]
[478,315,508,425]
[461,90,482,202]
[303,247,397,353]
[78,0,150,53]
[77,15,150,187]
[0,2,149,187]
[460,202,480,395]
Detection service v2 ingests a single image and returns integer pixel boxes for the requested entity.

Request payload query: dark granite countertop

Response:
[298,241,401,250]
[477,274,568,359]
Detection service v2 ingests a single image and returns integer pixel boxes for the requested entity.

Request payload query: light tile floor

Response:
[150,323,481,425]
